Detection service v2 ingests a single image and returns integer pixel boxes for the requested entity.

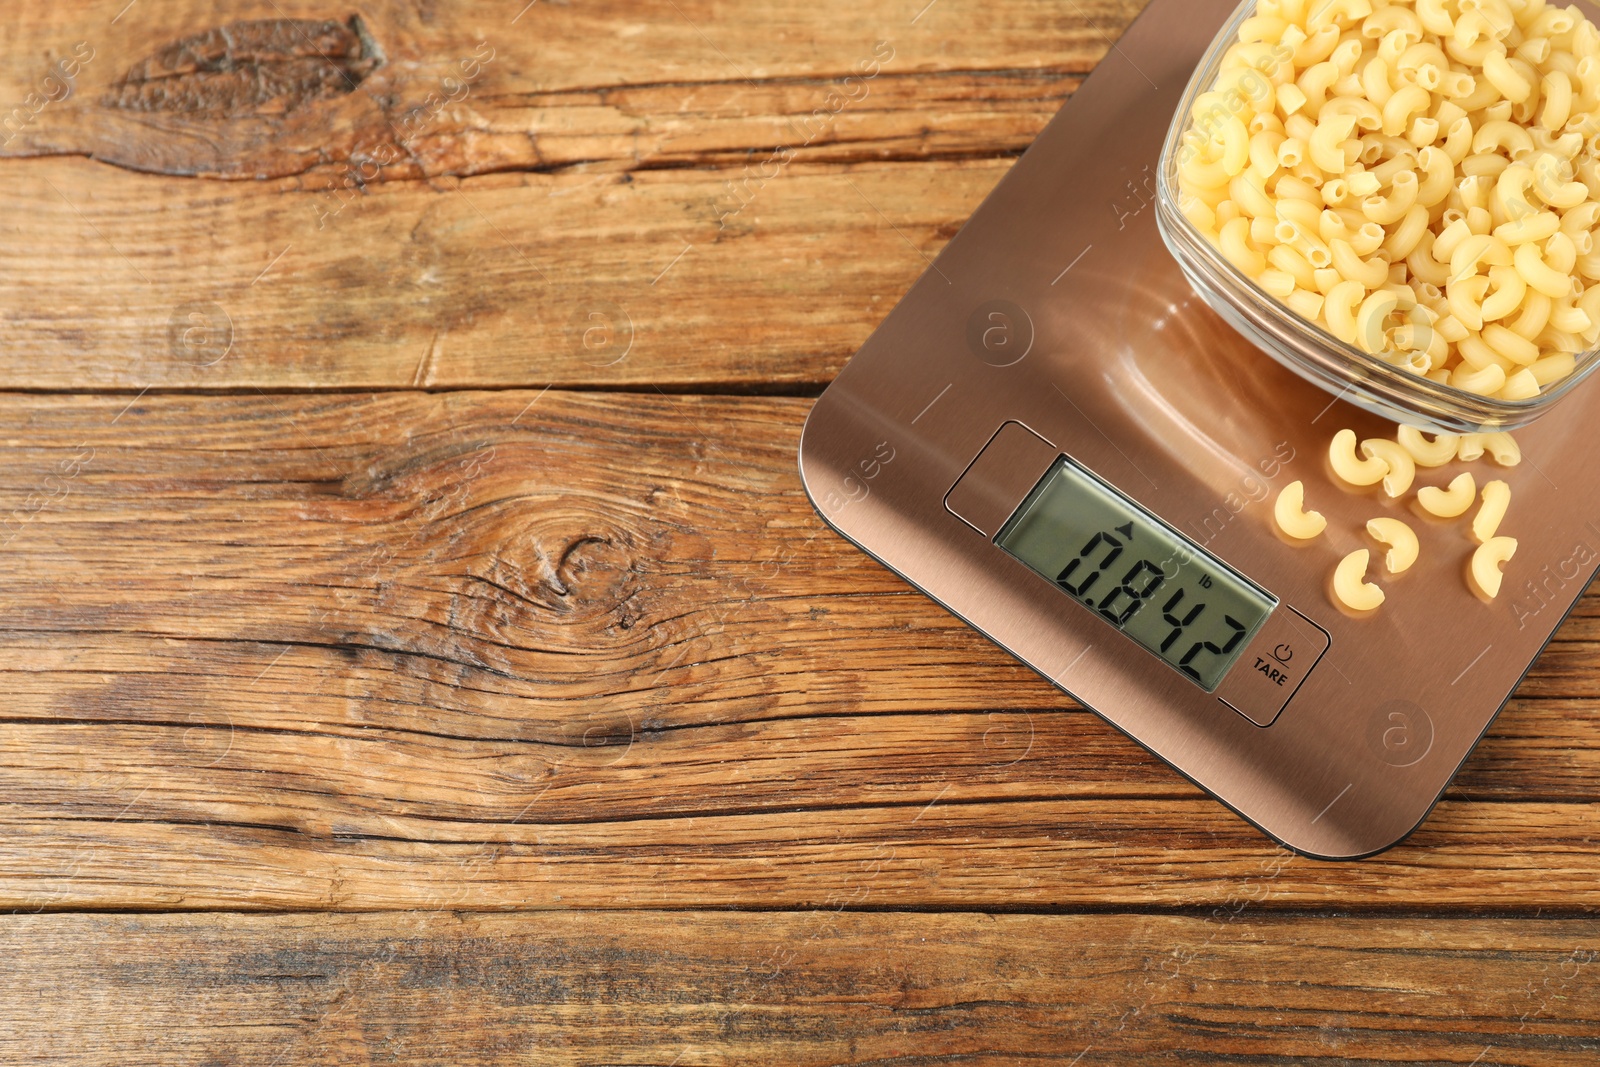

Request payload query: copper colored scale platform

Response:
[798,0,1600,858]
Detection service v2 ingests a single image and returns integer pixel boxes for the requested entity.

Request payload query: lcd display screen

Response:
[996,456,1277,692]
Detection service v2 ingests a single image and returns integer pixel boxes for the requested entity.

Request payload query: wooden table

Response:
[2,1,1597,1062]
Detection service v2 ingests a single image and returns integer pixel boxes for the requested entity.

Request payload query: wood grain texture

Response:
[3,2,1096,179]
[2,390,1598,912]
[0,0,1147,390]
[3,0,1598,1054]
[0,157,998,391]
[3,911,1597,1065]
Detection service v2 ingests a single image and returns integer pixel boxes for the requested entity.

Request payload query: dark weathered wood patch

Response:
[101,17,381,116]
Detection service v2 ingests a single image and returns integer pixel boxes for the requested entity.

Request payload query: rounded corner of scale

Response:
[1270,804,1439,863]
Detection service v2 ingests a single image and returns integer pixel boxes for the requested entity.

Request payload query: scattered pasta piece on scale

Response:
[1397,424,1460,464]
[1277,424,1520,608]
[1483,429,1523,463]
[1417,469,1477,515]
[1474,477,1513,541]
[1334,548,1387,610]
[1471,535,1519,598]
[1367,516,1421,572]
[1360,436,1417,494]
[1274,479,1330,537]
[1329,427,1389,483]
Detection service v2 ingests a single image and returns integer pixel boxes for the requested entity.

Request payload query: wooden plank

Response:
[2,911,1597,1064]
[0,159,1001,391]
[10,798,1600,912]
[0,0,1149,390]
[2,390,1599,911]
[4,699,1596,839]
[2,3,1101,178]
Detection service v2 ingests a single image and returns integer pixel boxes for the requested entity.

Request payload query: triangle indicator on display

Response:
[1115,522,1134,540]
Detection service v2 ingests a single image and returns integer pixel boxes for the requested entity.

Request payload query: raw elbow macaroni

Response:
[1471,536,1519,598]
[1295,425,1520,610]
[1274,480,1329,538]
[1396,424,1460,464]
[1417,470,1477,516]
[1359,437,1417,495]
[1183,3,1551,610]
[1474,478,1513,541]
[1482,430,1522,463]
[1367,516,1420,572]
[1178,0,1600,398]
[1329,427,1389,483]
[1334,548,1386,610]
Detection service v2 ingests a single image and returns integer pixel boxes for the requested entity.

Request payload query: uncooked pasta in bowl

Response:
[1156,0,1600,433]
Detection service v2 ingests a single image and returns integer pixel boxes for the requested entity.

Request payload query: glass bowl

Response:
[1154,0,1600,434]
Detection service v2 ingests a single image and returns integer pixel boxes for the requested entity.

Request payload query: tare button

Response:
[1213,605,1329,727]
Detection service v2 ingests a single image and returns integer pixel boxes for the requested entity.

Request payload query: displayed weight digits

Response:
[998,457,1276,692]
[1052,527,1249,684]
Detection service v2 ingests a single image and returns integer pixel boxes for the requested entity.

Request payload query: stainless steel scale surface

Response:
[798,0,1600,858]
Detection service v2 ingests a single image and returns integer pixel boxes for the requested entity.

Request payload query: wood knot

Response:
[102,15,382,116]
[538,536,623,604]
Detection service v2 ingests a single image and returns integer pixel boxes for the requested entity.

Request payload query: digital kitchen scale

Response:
[798,0,1600,858]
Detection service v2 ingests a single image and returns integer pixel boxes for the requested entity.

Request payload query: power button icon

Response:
[1213,606,1329,727]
